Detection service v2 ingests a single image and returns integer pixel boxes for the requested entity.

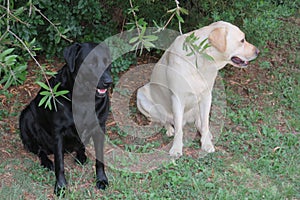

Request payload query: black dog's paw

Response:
[54,179,67,196]
[75,152,87,165]
[96,177,109,190]
[40,157,54,171]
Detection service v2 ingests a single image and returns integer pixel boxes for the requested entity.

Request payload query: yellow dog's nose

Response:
[255,48,260,56]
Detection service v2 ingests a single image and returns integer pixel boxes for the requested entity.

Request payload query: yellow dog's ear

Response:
[208,27,227,53]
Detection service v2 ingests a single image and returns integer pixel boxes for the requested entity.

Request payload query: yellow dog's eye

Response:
[241,39,245,43]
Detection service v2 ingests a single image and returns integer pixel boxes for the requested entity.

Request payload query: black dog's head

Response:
[95,64,112,98]
[63,43,113,98]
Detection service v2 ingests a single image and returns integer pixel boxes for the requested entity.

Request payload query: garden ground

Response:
[0,18,299,199]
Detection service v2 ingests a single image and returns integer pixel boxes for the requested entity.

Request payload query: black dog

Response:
[19,43,112,195]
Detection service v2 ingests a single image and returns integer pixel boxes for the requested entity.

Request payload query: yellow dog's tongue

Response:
[97,89,107,94]
[231,56,248,66]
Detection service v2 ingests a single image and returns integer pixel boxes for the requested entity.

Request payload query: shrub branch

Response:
[1,0,73,110]
[8,29,54,97]
[31,4,73,43]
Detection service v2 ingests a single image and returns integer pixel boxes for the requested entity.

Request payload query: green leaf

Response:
[202,43,211,50]
[0,76,7,84]
[45,71,57,76]
[143,35,158,42]
[78,0,85,9]
[33,47,42,51]
[62,28,71,34]
[179,7,189,15]
[130,42,140,52]
[143,41,155,49]
[40,91,51,96]
[182,43,187,51]
[176,13,184,23]
[167,8,177,13]
[15,64,27,72]
[128,6,139,14]
[129,36,139,44]
[138,43,144,56]
[4,76,13,89]
[38,96,49,107]
[0,48,15,60]
[55,90,69,96]
[203,53,215,61]
[140,24,147,36]
[4,55,18,66]
[36,81,50,90]
[53,83,61,92]
[45,97,52,110]
[14,7,25,16]
[153,20,162,29]
[29,38,36,46]
[199,38,208,48]
[186,51,194,57]
[54,35,61,44]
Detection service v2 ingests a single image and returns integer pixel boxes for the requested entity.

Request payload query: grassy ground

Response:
[1,9,299,200]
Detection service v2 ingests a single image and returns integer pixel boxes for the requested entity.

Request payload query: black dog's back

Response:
[19,98,84,155]
[19,63,79,155]
[19,105,44,155]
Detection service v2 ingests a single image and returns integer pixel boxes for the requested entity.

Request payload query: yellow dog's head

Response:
[208,21,259,68]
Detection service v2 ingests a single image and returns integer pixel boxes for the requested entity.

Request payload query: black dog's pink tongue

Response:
[97,89,107,94]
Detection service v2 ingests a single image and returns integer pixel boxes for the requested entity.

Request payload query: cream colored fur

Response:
[137,21,259,157]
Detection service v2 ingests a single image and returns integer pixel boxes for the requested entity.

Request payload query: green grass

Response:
[1,2,299,200]
[1,146,298,199]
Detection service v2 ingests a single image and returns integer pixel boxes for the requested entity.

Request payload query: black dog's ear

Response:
[63,43,81,73]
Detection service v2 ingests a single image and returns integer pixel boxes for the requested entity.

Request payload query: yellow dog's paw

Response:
[166,125,175,137]
[201,143,215,153]
[169,143,183,157]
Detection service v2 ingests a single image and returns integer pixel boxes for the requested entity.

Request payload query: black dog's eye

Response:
[241,39,245,43]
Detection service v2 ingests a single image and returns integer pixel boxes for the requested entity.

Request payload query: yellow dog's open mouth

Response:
[231,56,249,67]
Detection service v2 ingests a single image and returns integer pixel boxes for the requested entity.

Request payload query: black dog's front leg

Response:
[92,128,108,190]
[95,159,108,189]
[38,150,54,171]
[54,134,67,196]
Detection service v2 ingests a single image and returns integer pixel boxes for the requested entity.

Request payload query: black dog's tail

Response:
[19,107,40,155]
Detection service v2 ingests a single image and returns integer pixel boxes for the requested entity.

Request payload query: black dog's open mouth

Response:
[96,88,107,98]
[231,56,249,67]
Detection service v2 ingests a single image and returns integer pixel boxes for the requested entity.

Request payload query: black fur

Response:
[19,42,112,195]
